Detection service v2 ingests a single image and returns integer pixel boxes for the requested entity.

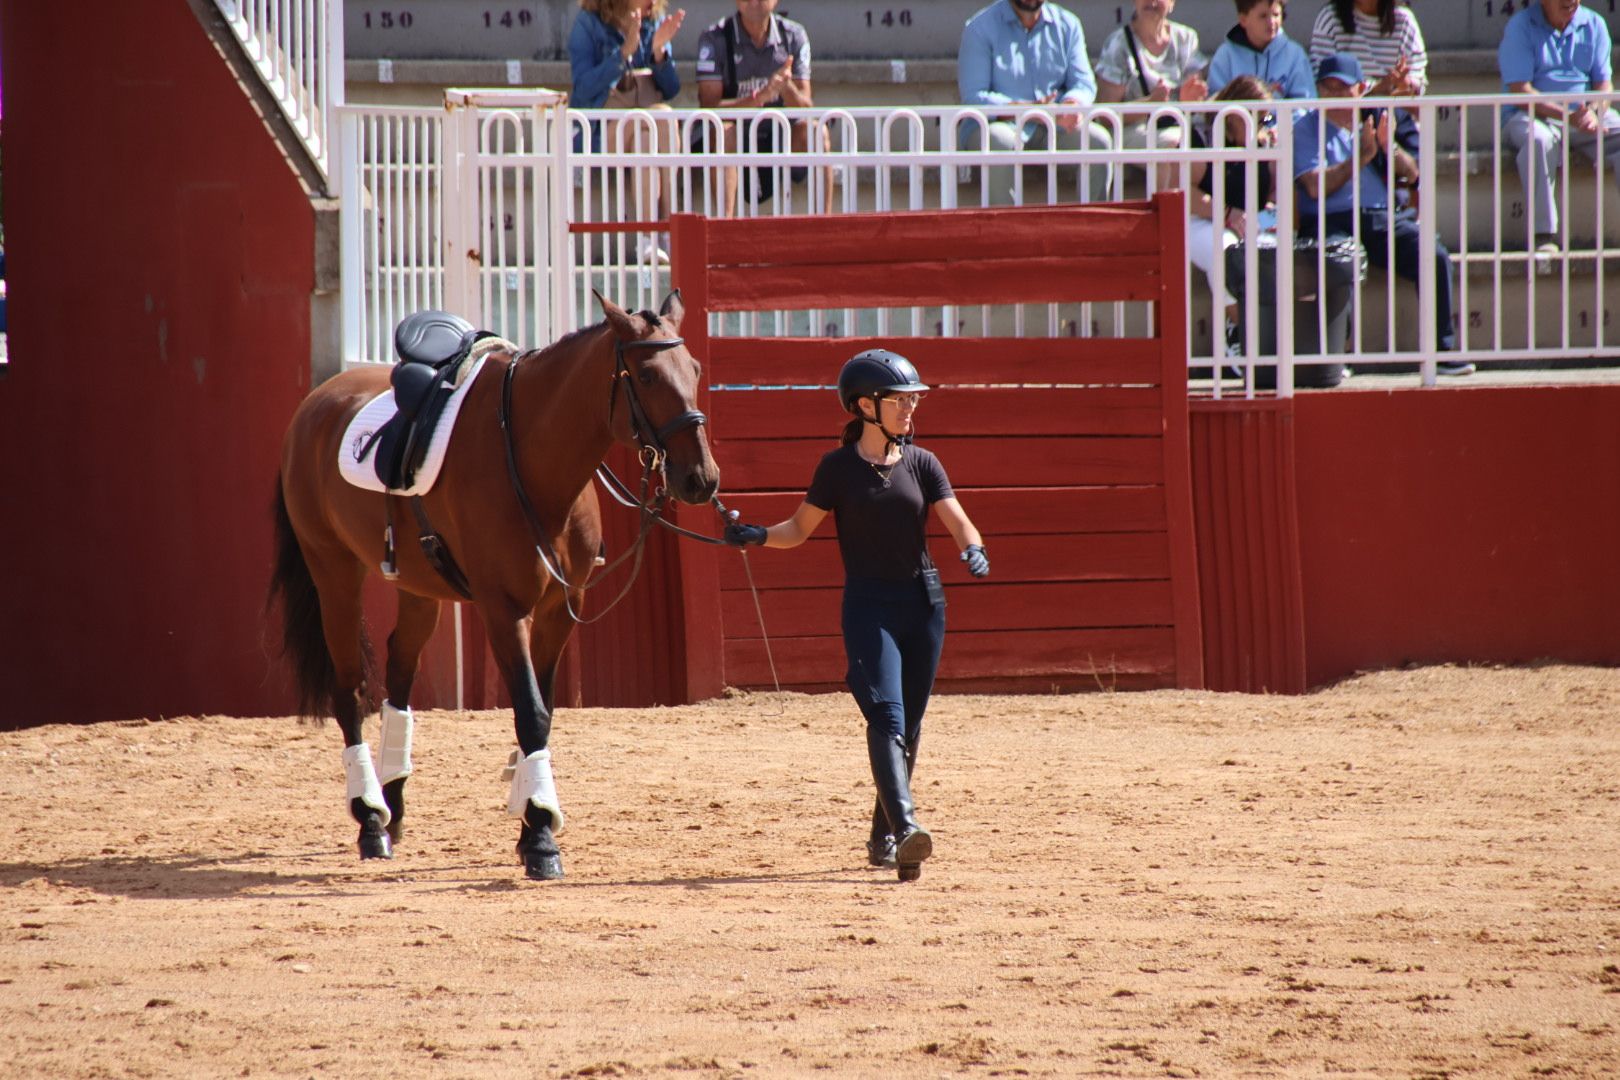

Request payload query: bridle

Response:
[499,330,727,625]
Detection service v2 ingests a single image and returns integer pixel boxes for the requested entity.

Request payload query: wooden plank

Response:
[1150,190,1204,690]
[1187,402,1306,694]
[692,205,1163,268]
[721,580,1175,638]
[722,627,1178,686]
[710,385,1165,440]
[706,336,1164,389]
[716,531,1170,590]
[667,217,724,702]
[708,256,1162,311]
[713,435,1165,491]
[714,486,1169,535]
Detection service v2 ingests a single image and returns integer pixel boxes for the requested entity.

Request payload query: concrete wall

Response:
[0,4,322,725]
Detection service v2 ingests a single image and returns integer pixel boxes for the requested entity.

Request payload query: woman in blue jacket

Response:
[568,0,687,262]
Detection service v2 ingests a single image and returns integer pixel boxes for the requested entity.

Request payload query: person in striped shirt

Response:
[1307,0,1428,98]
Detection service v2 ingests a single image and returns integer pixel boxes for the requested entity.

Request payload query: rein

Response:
[498,333,724,626]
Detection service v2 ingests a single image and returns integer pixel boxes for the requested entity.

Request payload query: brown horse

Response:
[268,291,719,879]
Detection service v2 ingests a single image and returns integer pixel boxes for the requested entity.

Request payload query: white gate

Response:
[337,90,573,365]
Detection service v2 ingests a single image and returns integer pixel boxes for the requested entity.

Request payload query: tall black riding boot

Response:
[867,732,922,867]
[867,727,931,882]
[867,799,895,868]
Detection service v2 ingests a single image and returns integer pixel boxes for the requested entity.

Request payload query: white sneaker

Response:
[1534,240,1560,277]
[638,237,670,265]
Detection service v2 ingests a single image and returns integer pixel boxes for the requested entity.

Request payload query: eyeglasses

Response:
[881,392,925,408]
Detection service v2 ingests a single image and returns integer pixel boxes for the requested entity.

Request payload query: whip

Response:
[713,497,782,696]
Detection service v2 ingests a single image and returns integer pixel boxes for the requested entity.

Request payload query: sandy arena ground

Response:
[1,664,1617,1078]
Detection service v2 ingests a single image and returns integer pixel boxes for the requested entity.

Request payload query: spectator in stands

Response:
[1309,0,1428,170]
[1294,53,1473,375]
[568,0,686,263]
[1095,0,1208,154]
[1308,0,1428,98]
[1207,0,1314,100]
[1176,76,1278,356]
[957,0,1115,205]
[694,0,835,216]
[1498,0,1620,267]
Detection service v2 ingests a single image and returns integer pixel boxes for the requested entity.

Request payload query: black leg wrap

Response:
[352,799,393,860]
[867,727,931,882]
[516,804,564,881]
[382,779,407,845]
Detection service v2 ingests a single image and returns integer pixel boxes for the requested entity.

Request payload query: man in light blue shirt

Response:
[1499,0,1620,248]
[957,0,1114,205]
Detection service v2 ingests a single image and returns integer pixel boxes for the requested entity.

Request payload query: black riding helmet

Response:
[836,349,929,413]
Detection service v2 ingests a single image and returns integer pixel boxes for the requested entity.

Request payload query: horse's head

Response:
[596,289,721,505]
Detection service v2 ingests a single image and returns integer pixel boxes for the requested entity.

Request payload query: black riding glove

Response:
[961,544,989,578]
[724,523,768,547]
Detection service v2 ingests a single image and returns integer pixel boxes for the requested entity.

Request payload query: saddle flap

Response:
[390,361,441,418]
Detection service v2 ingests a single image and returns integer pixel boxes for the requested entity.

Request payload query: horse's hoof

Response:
[522,851,564,880]
[358,815,393,860]
[897,862,922,882]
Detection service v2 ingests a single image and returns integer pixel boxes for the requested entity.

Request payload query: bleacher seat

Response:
[345,1,1619,68]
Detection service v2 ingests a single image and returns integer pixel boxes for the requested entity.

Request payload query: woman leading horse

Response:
[268,290,718,879]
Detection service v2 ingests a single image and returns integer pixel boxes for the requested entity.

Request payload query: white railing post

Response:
[548,96,574,339]
[1418,98,1439,386]
[321,0,344,193]
[442,93,482,324]
[338,108,362,365]
[1276,114,1296,399]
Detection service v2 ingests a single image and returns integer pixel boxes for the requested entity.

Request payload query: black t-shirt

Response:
[1191,124,1274,210]
[805,443,954,581]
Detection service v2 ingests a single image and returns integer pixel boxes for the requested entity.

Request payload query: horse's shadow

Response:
[0,855,889,900]
[445,868,883,894]
[0,851,389,901]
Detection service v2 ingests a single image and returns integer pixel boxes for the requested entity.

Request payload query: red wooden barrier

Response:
[665,198,1205,698]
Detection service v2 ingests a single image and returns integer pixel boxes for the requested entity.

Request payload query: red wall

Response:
[1293,385,1620,685]
[0,4,319,725]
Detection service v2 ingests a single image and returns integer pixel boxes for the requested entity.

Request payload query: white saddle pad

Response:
[338,354,489,496]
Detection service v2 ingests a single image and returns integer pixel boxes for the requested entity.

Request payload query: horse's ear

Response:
[593,289,638,338]
[658,289,685,331]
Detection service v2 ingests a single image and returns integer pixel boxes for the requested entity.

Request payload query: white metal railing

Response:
[212,0,343,185]
[336,93,1620,396]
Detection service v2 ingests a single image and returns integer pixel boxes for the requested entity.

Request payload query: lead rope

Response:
[714,497,783,699]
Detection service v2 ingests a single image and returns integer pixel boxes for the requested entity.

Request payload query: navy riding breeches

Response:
[841,576,946,744]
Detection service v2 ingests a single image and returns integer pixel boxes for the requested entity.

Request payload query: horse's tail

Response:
[267,476,337,720]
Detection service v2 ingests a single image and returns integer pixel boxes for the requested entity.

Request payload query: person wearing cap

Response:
[1498,0,1620,268]
[1294,52,1474,376]
[723,350,988,882]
